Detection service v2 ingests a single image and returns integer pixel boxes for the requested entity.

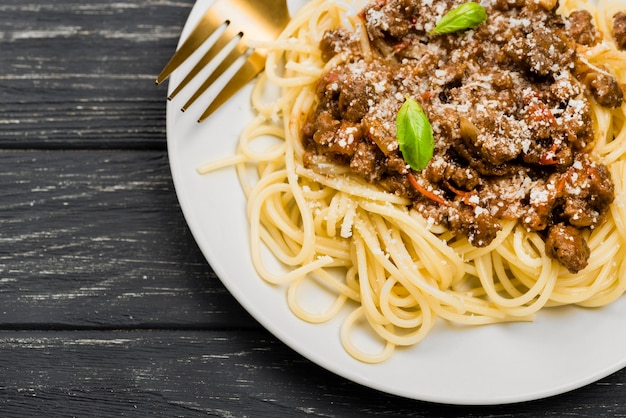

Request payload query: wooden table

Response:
[2,0,625,415]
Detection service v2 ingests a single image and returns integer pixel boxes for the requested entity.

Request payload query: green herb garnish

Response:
[430,2,488,35]
[396,96,434,171]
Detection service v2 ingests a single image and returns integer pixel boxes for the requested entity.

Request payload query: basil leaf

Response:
[430,2,488,35]
[396,97,434,171]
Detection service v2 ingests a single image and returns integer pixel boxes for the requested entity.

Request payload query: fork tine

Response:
[197,51,266,122]
[155,5,225,85]
[181,37,248,112]
[159,0,291,120]
[168,24,237,100]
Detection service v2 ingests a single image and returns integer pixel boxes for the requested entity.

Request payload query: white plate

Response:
[166,0,626,405]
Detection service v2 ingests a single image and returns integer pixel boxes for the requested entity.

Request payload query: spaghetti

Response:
[199,0,626,363]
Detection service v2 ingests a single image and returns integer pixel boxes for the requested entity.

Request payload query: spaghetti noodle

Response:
[199,0,626,363]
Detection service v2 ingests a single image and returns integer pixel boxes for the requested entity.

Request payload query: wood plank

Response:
[0,150,253,328]
[1,330,625,417]
[0,0,194,149]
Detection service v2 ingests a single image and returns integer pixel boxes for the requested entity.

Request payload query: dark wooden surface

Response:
[2,0,626,416]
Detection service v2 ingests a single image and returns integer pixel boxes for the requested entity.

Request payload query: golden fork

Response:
[156,0,291,122]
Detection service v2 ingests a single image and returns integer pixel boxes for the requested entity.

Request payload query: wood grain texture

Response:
[1,331,625,417]
[2,0,626,415]
[0,150,253,329]
[0,0,193,149]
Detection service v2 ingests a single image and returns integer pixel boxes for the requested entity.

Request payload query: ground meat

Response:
[307,111,337,145]
[613,12,626,49]
[423,155,481,191]
[301,0,618,271]
[349,141,385,181]
[430,108,461,143]
[560,99,594,149]
[338,75,374,122]
[493,0,526,11]
[362,0,417,41]
[379,173,416,198]
[545,224,590,273]
[362,113,398,156]
[319,28,359,62]
[455,138,522,177]
[560,156,615,227]
[505,26,575,77]
[568,10,598,46]
[585,71,624,108]
[549,73,581,102]
[521,175,559,231]
[446,203,502,247]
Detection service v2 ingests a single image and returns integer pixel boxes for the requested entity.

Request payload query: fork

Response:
[156,0,291,122]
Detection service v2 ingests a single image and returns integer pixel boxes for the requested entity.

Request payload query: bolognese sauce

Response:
[301,0,624,273]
